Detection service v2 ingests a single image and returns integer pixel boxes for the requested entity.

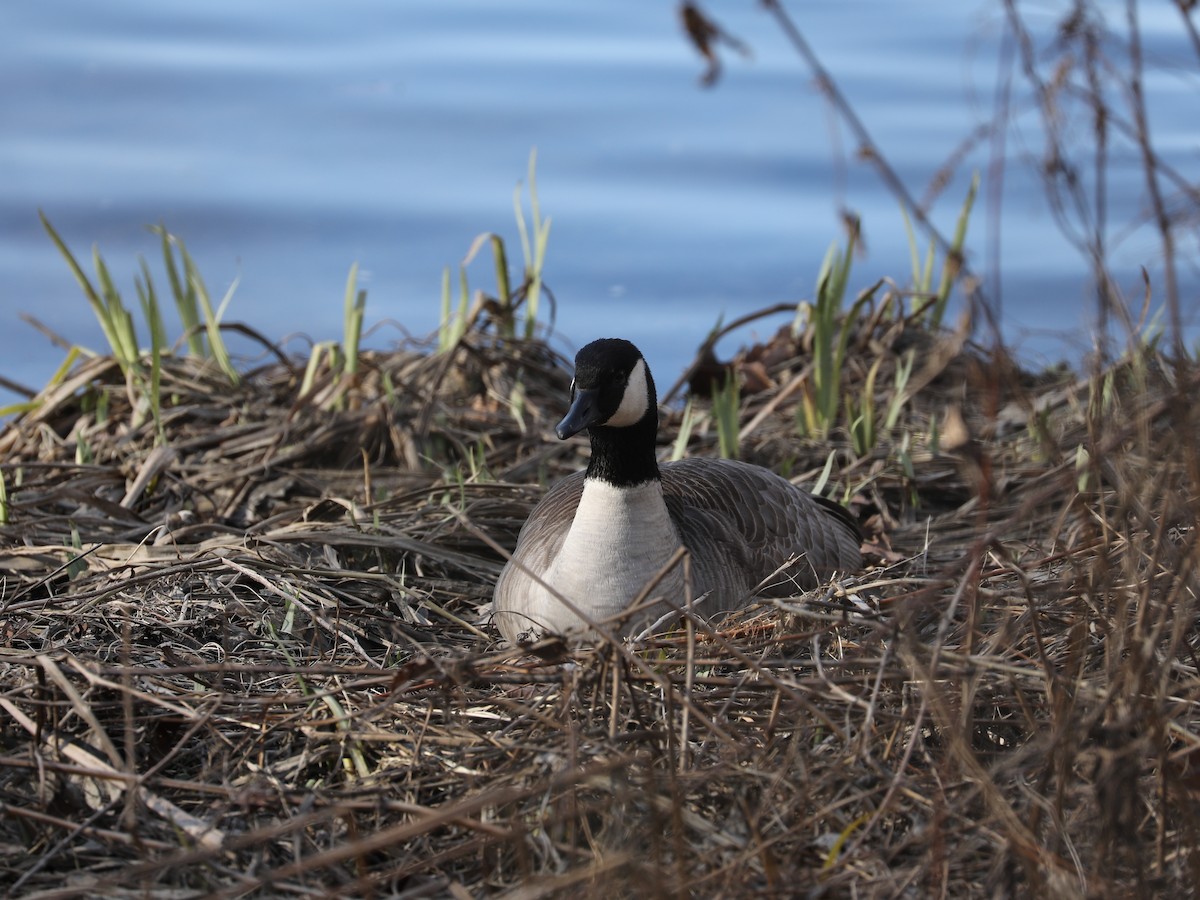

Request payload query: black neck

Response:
[585,412,660,487]
[585,368,660,487]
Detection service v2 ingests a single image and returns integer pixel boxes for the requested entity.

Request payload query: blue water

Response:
[2,1,1196,405]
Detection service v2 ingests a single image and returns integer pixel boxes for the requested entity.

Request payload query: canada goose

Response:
[493,338,861,643]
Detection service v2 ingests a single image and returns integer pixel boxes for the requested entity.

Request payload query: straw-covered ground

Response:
[1,306,1198,898]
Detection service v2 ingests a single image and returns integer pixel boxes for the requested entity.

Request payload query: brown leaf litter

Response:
[0,313,1197,898]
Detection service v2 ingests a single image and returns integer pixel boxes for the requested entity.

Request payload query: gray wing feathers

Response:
[661,458,861,610]
[493,471,585,602]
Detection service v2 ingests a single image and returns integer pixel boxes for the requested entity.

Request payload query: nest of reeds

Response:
[1,306,1197,898]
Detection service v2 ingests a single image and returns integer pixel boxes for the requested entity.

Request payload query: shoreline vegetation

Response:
[4,1,1199,894]
[1,226,1197,893]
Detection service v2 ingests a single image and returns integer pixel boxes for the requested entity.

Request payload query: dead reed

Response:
[1,307,1197,898]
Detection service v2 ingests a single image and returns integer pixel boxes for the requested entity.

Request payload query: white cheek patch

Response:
[604,358,649,427]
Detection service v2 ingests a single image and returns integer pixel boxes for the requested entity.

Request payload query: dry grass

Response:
[1,313,1198,898]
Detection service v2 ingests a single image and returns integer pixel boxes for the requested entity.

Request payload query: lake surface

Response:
[2,0,1196,405]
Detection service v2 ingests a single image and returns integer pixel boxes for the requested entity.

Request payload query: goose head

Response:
[556,339,661,487]
[556,339,654,437]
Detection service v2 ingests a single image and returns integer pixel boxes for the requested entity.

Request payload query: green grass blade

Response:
[48,346,84,387]
[40,213,135,371]
[932,170,979,328]
[464,231,517,338]
[811,448,836,497]
[490,234,512,309]
[438,264,471,352]
[523,148,549,339]
[0,400,40,418]
[713,374,740,460]
[439,266,453,350]
[513,184,532,280]
[884,349,916,430]
[92,250,140,368]
[526,216,551,339]
[154,226,205,356]
[142,271,165,444]
[135,260,166,442]
[187,260,240,384]
[921,240,936,296]
[492,233,515,338]
[849,356,882,456]
[342,262,366,376]
[527,147,543,236]
[812,240,849,433]
[299,341,335,398]
[457,266,470,343]
[900,204,921,292]
[671,398,697,462]
[39,212,104,311]
[507,376,527,434]
[136,257,169,354]
[509,148,552,339]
